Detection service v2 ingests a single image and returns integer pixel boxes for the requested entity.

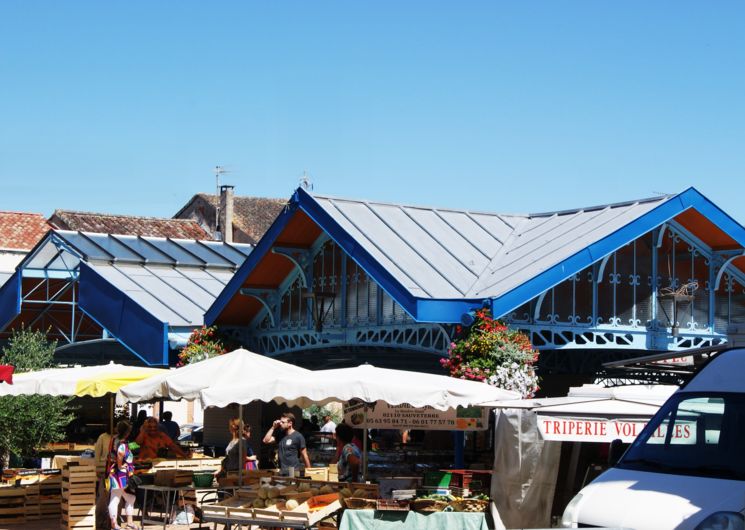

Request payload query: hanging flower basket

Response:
[440,309,540,398]
[178,326,227,366]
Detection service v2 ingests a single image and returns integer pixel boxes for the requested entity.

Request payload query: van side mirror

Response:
[608,438,624,466]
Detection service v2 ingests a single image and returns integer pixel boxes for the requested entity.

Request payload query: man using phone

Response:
[262,412,311,475]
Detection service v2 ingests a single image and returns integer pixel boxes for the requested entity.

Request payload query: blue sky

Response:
[1,2,744,223]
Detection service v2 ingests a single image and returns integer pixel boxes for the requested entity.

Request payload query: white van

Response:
[561,348,745,530]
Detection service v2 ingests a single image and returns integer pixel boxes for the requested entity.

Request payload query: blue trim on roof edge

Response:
[77,306,163,367]
[0,270,22,332]
[205,201,298,325]
[488,187,744,319]
[78,263,169,366]
[293,188,419,318]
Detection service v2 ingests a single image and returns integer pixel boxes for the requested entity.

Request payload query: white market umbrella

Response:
[116,348,310,405]
[0,362,166,398]
[116,348,310,487]
[200,364,519,480]
[200,363,520,410]
[0,362,167,433]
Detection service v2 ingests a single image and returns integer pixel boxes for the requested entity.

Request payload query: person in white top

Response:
[319,415,336,434]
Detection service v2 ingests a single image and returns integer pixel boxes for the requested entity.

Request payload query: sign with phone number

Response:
[343,402,489,431]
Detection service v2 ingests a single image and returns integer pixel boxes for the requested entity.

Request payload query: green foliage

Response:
[303,404,341,425]
[1,327,58,372]
[0,328,75,467]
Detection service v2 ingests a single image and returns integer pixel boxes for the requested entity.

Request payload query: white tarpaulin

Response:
[200,363,519,411]
[116,348,309,405]
[491,409,561,530]
[486,384,679,528]
[482,384,677,443]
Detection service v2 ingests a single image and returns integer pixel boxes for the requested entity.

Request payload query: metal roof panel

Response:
[328,198,463,298]
[469,197,671,297]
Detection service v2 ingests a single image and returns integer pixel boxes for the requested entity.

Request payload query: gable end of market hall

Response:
[206,186,745,384]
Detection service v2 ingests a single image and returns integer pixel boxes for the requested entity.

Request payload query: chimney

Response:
[219,185,234,243]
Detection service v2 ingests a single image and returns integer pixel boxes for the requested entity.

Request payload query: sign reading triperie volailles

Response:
[537,415,697,444]
[343,401,489,431]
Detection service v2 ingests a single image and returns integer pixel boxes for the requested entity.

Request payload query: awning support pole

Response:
[238,403,244,487]
[362,404,368,482]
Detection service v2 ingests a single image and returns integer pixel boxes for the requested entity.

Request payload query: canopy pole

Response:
[109,395,114,434]
[362,404,368,482]
[238,403,244,487]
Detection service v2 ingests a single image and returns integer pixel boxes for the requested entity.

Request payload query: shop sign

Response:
[537,415,697,444]
[343,401,489,431]
[651,356,694,366]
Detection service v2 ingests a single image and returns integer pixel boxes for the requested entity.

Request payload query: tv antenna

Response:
[213,165,232,237]
[299,170,313,191]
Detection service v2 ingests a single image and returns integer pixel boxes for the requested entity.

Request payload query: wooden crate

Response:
[39,472,62,519]
[304,467,329,481]
[0,486,27,525]
[24,483,41,520]
[150,457,222,471]
[153,469,193,487]
[61,464,96,529]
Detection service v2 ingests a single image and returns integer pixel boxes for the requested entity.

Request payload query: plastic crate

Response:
[423,471,451,488]
[445,470,492,491]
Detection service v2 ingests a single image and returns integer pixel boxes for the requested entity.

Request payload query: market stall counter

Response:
[339,510,491,530]
[201,476,377,529]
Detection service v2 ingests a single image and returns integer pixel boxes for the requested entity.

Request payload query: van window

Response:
[619,393,745,480]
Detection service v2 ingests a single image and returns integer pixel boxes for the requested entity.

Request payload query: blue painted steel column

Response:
[340,254,347,328]
[709,257,716,332]
[651,229,659,327]
[453,431,464,468]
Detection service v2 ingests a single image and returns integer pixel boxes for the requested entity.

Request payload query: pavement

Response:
[0,520,222,530]
[0,523,215,530]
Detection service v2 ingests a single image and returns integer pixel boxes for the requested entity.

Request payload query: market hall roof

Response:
[49,210,211,240]
[206,186,745,326]
[0,230,252,366]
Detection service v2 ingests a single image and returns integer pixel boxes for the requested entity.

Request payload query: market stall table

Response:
[140,483,240,529]
[340,509,491,530]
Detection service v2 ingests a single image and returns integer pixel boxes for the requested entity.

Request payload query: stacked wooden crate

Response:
[20,473,41,521]
[0,486,26,525]
[39,470,63,519]
[61,463,96,529]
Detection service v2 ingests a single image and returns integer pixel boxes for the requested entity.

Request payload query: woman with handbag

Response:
[106,420,138,530]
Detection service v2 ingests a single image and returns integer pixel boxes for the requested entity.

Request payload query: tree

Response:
[0,328,75,468]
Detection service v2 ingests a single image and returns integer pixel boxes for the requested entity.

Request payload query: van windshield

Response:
[618,392,745,480]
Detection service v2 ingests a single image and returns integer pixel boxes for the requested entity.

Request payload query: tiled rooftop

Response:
[0,212,51,250]
[49,210,212,240]
[176,193,287,244]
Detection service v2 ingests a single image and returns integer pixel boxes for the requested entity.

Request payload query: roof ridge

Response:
[53,209,203,223]
[311,192,531,218]
[0,211,47,217]
[528,194,673,218]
